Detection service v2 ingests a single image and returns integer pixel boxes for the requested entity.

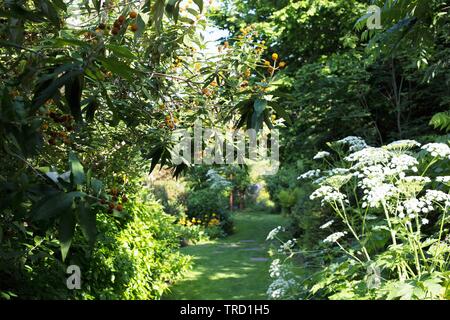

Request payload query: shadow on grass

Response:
[163,211,288,300]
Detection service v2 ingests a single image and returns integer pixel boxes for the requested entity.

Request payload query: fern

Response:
[430,112,450,132]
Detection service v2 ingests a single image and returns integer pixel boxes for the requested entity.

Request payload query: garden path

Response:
[164,210,288,300]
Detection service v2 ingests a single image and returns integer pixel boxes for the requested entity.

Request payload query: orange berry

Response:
[118,15,125,23]
[111,27,119,35]
[130,24,138,32]
[129,11,138,19]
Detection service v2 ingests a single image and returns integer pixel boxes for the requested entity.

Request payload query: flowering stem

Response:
[421,157,438,177]
[337,200,371,262]
[335,241,363,264]
[381,201,397,246]
[414,215,429,271]
[381,200,405,280]
[407,222,422,277]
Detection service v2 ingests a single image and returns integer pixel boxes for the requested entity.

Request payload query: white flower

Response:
[266,226,284,240]
[400,176,431,184]
[423,190,450,205]
[436,176,450,184]
[388,154,419,174]
[327,168,350,176]
[421,218,429,225]
[323,231,347,243]
[298,169,321,180]
[313,151,330,160]
[336,136,368,152]
[278,239,297,252]
[310,186,348,206]
[313,176,327,185]
[422,143,450,158]
[269,259,282,278]
[320,220,334,229]
[362,183,398,208]
[384,140,421,150]
[345,147,392,167]
[403,198,433,215]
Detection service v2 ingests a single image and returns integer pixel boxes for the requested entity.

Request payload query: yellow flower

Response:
[279,61,286,68]
[208,218,220,227]
[272,53,278,61]
[263,60,271,67]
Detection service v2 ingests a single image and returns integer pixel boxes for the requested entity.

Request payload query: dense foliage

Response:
[1,0,449,301]
[213,0,450,300]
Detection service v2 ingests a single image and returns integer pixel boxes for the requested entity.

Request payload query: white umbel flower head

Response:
[298,169,321,180]
[421,143,450,158]
[384,140,421,151]
[336,136,368,152]
[313,151,331,160]
[310,186,348,206]
[266,226,284,240]
[436,176,450,184]
[320,220,334,229]
[323,231,347,243]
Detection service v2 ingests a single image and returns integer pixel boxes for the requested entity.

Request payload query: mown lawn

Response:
[164,210,288,300]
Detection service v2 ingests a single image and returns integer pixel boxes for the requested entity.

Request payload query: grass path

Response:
[164,210,288,300]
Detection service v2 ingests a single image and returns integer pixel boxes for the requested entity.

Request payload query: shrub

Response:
[186,188,234,236]
[0,196,190,300]
[267,137,450,300]
[76,199,190,300]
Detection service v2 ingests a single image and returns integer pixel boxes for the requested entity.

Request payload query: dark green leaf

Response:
[33,191,84,220]
[59,210,76,261]
[65,73,84,123]
[69,152,85,186]
[98,57,136,81]
[78,202,97,246]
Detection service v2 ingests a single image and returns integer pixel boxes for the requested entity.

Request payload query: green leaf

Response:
[193,0,203,13]
[92,0,101,13]
[69,152,85,186]
[59,210,76,261]
[152,0,166,32]
[78,202,97,246]
[98,57,135,81]
[149,147,163,173]
[38,0,62,27]
[252,98,267,131]
[254,98,267,118]
[106,44,136,60]
[32,69,83,111]
[33,191,84,220]
[65,73,84,123]
[90,178,103,195]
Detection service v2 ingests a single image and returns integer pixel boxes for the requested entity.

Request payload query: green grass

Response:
[163,210,288,300]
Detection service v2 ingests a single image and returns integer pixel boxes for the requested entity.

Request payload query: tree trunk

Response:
[239,190,245,210]
[229,189,234,211]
